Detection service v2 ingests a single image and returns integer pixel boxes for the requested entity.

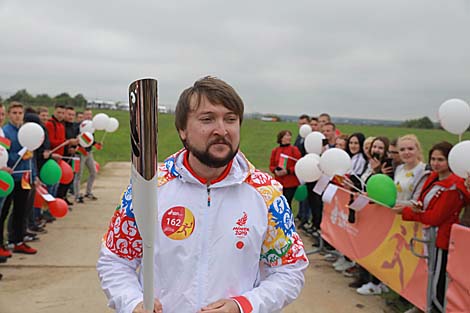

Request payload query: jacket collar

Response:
[165,149,253,188]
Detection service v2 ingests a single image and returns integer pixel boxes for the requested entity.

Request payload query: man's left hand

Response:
[198,299,240,313]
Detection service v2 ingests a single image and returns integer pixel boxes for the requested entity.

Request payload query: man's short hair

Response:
[175,76,244,131]
[38,106,49,113]
[298,114,310,121]
[311,117,319,122]
[324,122,336,130]
[7,101,23,113]
[55,104,66,109]
[65,106,75,111]
[25,107,38,114]
[319,113,331,122]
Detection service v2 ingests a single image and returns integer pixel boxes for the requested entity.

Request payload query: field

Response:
[92,109,470,171]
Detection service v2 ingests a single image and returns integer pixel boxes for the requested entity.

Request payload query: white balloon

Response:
[449,140,470,178]
[0,146,8,167]
[18,122,45,151]
[105,117,119,133]
[319,148,352,177]
[80,120,95,133]
[304,153,321,162]
[438,99,470,135]
[299,124,312,138]
[78,132,94,148]
[295,155,322,183]
[92,113,110,131]
[304,132,325,154]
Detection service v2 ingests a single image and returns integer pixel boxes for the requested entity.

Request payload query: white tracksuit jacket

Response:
[97,150,308,313]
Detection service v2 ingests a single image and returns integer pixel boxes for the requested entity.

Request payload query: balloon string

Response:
[335,184,392,208]
[459,134,462,142]
[11,154,25,171]
[100,132,107,144]
[11,169,31,174]
[50,140,68,153]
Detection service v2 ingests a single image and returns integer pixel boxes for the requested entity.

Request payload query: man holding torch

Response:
[97,76,308,313]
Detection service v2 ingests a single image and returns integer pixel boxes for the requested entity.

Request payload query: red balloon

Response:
[49,198,68,218]
[59,160,74,184]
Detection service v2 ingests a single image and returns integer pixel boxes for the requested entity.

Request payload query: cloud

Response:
[1,0,469,120]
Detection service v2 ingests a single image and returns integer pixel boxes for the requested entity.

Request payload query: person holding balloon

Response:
[0,102,38,255]
[269,130,301,207]
[392,141,470,311]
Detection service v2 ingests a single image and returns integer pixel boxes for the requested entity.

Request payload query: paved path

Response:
[0,162,390,313]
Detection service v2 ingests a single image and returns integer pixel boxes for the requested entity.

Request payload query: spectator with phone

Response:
[361,136,392,183]
[269,130,302,207]
[392,141,470,311]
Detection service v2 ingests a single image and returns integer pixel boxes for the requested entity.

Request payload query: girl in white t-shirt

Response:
[394,134,427,205]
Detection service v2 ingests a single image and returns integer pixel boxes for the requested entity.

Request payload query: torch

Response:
[129,78,158,312]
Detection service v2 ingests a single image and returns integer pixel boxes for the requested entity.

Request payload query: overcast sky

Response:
[1,0,469,121]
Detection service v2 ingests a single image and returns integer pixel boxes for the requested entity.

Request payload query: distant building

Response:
[260,115,280,122]
[87,100,117,110]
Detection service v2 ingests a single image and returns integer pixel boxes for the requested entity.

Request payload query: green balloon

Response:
[366,174,397,208]
[40,159,62,185]
[0,170,14,197]
[294,184,308,202]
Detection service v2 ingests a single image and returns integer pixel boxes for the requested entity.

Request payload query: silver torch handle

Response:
[129,78,158,312]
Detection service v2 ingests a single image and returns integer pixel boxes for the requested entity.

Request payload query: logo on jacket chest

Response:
[161,206,195,240]
[233,212,250,239]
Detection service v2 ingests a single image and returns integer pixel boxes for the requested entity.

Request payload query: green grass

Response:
[89,110,470,173]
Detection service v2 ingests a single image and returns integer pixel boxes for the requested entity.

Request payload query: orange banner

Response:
[446,224,470,313]
[322,189,427,311]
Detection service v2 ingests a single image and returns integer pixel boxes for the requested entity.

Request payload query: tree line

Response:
[0,89,87,107]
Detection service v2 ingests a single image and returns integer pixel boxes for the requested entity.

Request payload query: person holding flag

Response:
[75,108,99,202]
[97,76,308,313]
[270,129,302,207]
[0,102,37,254]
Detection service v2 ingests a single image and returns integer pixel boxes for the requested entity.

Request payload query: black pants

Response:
[433,248,448,312]
[307,182,323,229]
[8,185,36,242]
[0,182,30,244]
[283,187,297,208]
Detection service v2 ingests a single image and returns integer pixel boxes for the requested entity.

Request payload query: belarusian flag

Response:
[80,133,93,146]
[0,178,11,192]
[0,137,11,150]
[76,146,88,156]
[72,157,80,173]
[278,153,289,169]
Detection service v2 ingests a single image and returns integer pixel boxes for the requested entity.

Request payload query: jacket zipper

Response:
[197,185,211,309]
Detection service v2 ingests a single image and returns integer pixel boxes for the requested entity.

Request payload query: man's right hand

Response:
[133,299,163,313]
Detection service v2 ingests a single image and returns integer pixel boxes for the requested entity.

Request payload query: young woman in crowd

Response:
[361,136,393,183]
[269,130,302,207]
[330,133,368,273]
[354,136,393,295]
[393,141,470,311]
[394,135,427,205]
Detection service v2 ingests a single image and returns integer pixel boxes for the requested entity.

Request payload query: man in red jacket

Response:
[45,104,70,156]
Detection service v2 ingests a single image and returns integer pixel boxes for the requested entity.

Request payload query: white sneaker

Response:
[379,283,389,293]
[324,253,337,262]
[332,256,345,267]
[356,282,382,295]
[335,260,355,272]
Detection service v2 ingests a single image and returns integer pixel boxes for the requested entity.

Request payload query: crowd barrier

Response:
[321,189,428,311]
[319,188,470,312]
[445,224,470,312]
